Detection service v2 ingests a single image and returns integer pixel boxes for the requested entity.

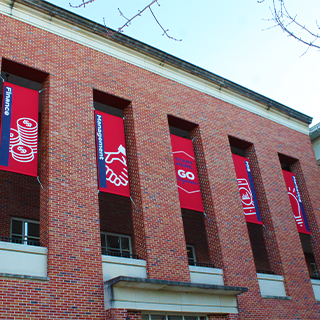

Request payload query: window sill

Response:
[0,273,49,281]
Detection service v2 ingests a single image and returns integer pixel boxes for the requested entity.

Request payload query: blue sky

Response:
[48,0,320,126]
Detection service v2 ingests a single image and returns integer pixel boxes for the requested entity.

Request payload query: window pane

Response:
[107,235,120,249]
[121,237,130,251]
[168,316,182,320]
[142,315,149,320]
[186,245,195,261]
[199,317,207,320]
[151,315,166,320]
[27,222,39,238]
[12,235,23,243]
[12,220,23,235]
[101,234,106,249]
[185,317,197,320]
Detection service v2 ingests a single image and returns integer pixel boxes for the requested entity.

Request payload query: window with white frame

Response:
[142,314,207,320]
[11,218,40,246]
[100,232,132,258]
[186,244,196,265]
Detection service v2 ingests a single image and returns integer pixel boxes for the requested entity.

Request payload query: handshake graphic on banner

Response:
[104,144,129,187]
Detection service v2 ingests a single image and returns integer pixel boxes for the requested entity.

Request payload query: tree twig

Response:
[69,0,95,8]
[260,0,320,51]
[149,6,182,41]
[70,0,181,41]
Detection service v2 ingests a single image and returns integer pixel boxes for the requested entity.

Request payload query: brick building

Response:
[0,0,320,319]
[310,122,320,168]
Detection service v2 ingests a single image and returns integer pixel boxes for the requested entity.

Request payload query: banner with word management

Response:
[232,154,263,225]
[170,134,203,212]
[0,82,39,177]
[282,169,310,234]
[95,110,130,197]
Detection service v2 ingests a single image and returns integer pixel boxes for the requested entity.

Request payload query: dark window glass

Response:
[107,235,120,249]
[28,222,39,237]
[151,316,166,320]
[121,237,130,251]
[12,220,23,235]
[101,234,106,248]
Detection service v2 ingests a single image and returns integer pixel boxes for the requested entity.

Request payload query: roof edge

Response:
[10,0,313,125]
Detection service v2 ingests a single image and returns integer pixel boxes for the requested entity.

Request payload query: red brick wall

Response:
[0,171,40,239]
[0,7,320,319]
[99,193,133,236]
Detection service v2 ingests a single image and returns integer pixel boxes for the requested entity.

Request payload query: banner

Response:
[282,170,310,234]
[95,110,130,197]
[0,82,39,177]
[232,154,263,225]
[170,134,203,212]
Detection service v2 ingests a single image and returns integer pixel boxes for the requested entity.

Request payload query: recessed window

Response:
[11,218,40,246]
[186,244,196,265]
[311,263,319,279]
[101,232,132,258]
[142,315,207,320]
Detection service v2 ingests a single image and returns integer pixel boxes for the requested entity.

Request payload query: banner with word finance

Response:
[95,110,130,197]
[0,82,39,177]
[282,169,310,234]
[170,134,203,212]
[232,154,263,225]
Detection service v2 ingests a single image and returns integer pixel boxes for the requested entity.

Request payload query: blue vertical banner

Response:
[0,85,13,166]
[95,112,107,189]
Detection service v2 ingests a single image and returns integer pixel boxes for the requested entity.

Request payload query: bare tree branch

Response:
[69,0,95,9]
[70,0,181,41]
[149,6,182,41]
[259,0,320,51]
[117,0,158,32]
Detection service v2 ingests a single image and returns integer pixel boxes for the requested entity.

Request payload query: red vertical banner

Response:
[0,82,39,177]
[232,154,263,225]
[170,134,203,212]
[282,170,310,234]
[95,110,130,197]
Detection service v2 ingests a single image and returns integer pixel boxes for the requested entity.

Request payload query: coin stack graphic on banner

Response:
[17,118,38,153]
[9,118,38,163]
[11,144,34,162]
[9,128,20,151]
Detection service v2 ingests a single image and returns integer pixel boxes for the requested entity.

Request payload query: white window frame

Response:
[10,218,40,245]
[100,232,132,257]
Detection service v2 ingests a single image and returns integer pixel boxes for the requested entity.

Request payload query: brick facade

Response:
[0,1,320,319]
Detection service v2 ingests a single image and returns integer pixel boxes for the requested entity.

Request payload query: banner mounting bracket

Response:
[37,176,44,189]
[130,196,140,212]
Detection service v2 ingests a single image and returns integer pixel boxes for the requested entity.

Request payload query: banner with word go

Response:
[232,154,263,225]
[0,82,39,177]
[282,169,310,234]
[95,110,130,197]
[170,134,203,212]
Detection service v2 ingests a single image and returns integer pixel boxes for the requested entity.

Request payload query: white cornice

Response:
[0,0,310,135]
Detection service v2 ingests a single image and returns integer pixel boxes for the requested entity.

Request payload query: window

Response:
[142,315,207,320]
[11,218,40,246]
[311,263,319,279]
[101,232,132,258]
[186,244,196,265]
